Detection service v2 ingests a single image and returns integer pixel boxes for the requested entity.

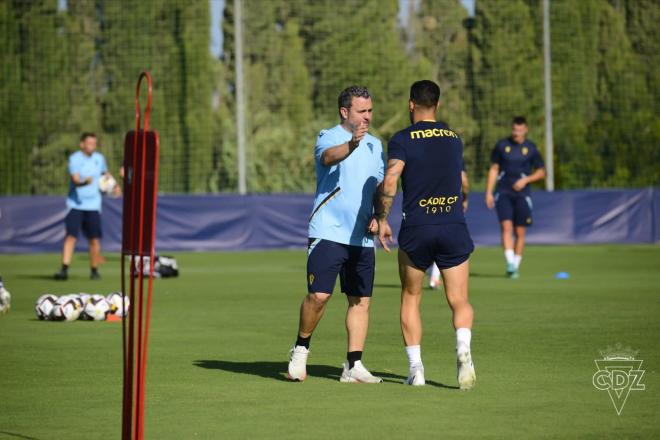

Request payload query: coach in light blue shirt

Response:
[287,86,385,384]
[54,132,116,281]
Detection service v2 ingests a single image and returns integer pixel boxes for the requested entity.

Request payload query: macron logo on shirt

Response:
[410,128,458,140]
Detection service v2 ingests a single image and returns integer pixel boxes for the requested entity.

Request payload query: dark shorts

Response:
[306,238,375,297]
[65,209,102,239]
[495,193,533,226]
[398,223,474,271]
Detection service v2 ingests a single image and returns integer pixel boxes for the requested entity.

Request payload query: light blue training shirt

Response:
[66,150,107,211]
[308,124,385,247]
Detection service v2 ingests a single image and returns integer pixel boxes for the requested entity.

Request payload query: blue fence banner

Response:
[0,189,656,253]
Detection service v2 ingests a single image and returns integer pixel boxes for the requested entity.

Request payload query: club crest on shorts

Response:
[592,344,645,415]
[308,274,315,285]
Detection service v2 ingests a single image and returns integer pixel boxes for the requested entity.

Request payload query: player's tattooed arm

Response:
[374,159,404,220]
[373,159,403,252]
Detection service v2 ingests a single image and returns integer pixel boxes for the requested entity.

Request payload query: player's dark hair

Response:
[410,80,441,108]
[512,116,527,126]
[80,132,97,141]
[338,86,371,119]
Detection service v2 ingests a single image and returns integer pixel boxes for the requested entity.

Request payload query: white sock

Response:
[456,328,471,353]
[513,255,522,269]
[504,249,515,265]
[405,345,422,369]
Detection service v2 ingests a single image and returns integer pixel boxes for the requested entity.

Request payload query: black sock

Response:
[295,334,311,349]
[347,351,362,369]
[61,264,69,272]
[91,267,98,274]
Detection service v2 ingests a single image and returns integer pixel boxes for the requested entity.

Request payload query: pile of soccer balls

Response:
[35,292,130,322]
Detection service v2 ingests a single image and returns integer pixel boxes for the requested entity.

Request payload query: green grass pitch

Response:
[1,245,659,439]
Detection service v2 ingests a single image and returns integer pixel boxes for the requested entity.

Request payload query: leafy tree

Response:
[416,0,478,175]
[472,0,544,180]
[296,0,420,141]
[0,1,34,194]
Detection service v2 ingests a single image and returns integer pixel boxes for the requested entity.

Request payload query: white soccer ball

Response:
[35,294,58,320]
[0,287,11,315]
[82,294,111,321]
[78,293,91,307]
[99,174,117,194]
[52,295,82,321]
[106,292,130,317]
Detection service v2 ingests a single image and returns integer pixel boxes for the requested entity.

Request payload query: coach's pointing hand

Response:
[350,122,368,148]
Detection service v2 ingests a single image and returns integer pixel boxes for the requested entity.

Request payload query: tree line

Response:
[0,0,656,195]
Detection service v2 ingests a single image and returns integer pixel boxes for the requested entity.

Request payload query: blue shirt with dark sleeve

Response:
[308,124,385,247]
[490,138,544,196]
[66,151,107,211]
[387,121,466,227]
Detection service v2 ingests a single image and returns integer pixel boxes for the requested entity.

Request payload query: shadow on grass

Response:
[0,431,42,440]
[192,360,458,389]
[14,274,59,281]
[469,272,506,279]
[373,283,401,289]
[97,254,122,262]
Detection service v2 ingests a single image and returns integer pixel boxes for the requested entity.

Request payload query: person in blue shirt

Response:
[287,86,384,384]
[375,80,476,389]
[485,117,546,279]
[54,132,116,280]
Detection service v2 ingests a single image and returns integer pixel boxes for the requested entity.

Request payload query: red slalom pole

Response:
[121,71,159,440]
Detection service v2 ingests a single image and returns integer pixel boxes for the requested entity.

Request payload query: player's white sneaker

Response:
[457,348,476,390]
[404,365,425,386]
[287,346,309,381]
[340,360,383,383]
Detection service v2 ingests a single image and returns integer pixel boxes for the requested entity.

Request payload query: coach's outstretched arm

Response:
[374,158,405,252]
[320,122,368,166]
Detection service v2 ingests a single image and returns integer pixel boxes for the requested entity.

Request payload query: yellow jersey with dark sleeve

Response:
[387,121,466,227]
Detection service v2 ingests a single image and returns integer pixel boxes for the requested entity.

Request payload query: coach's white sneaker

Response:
[404,365,425,386]
[340,360,383,383]
[457,348,476,390]
[287,346,309,381]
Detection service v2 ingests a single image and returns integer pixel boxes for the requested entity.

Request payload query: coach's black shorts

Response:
[398,223,474,271]
[495,193,533,226]
[306,238,375,297]
[65,209,102,239]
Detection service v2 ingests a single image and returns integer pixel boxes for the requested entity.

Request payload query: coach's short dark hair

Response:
[512,116,527,126]
[80,132,96,141]
[338,86,371,118]
[410,80,441,108]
